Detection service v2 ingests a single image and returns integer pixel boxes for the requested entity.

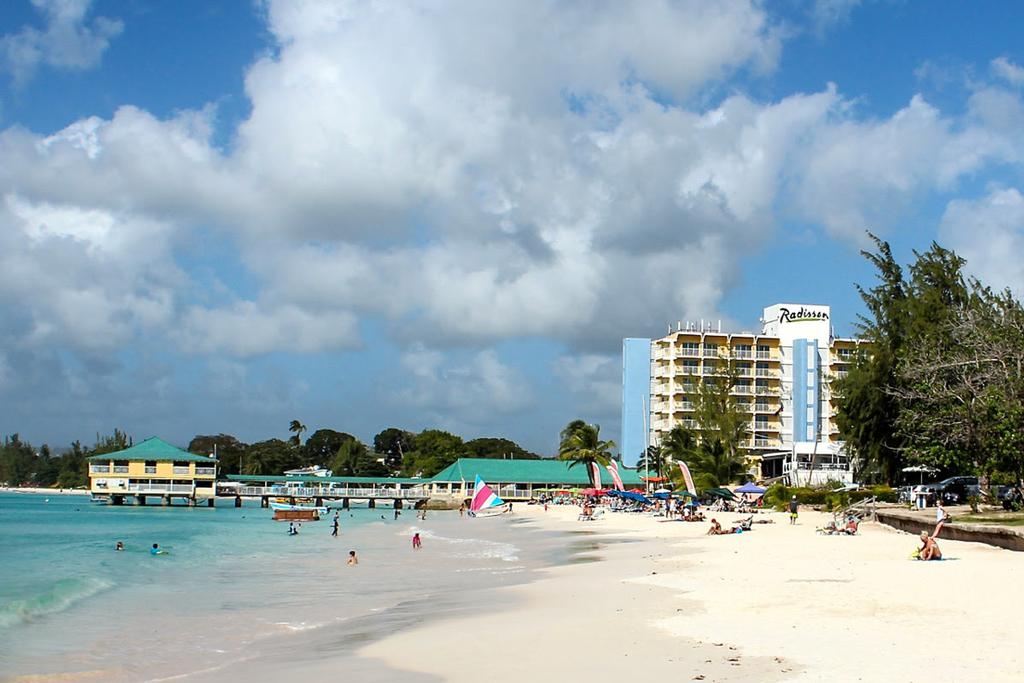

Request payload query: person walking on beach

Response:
[347,550,358,566]
[458,502,465,517]
[789,496,799,525]
[412,532,422,550]
[331,514,340,537]
[394,508,401,520]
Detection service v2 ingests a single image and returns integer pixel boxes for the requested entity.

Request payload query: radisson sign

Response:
[779,306,829,324]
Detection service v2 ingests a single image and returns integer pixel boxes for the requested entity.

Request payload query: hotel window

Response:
[703,343,719,356]
[757,345,772,359]
[680,342,700,356]
[734,344,752,358]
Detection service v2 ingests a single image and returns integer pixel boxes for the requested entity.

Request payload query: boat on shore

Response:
[269,501,328,520]
[467,475,510,517]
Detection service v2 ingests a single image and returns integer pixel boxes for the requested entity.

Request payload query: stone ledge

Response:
[876,508,1024,552]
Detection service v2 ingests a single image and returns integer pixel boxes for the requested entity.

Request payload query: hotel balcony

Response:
[756,351,774,359]
[735,368,753,377]
[679,366,700,376]
[755,368,775,377]
[702,347,721,358]
[195,467,216,476]
[733,349,753,359]
[677,348,700,358]
[755,386,779,396]
[754,403,774,412]
[751,438,781,448]
[89,465,111,474]
[702,366,717,375]
[678,402,695,411]
[731,385,753,395]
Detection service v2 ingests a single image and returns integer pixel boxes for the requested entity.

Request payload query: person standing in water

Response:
[347,550,358,565]
[115,541,124,551]
[412,532,422,550]
[331,514,340,537]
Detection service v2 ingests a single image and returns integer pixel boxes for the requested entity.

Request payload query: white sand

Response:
[0,487,88,496]
[360,504,1024,682]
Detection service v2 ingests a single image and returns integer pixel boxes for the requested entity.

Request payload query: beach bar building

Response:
[428,458,645,501]
[87,437,218,506]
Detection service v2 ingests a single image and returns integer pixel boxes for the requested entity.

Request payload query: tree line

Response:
[836,233,1024,490]
[0,424,544,487]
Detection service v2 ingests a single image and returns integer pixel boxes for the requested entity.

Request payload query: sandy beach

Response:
[360,504,1024,682]
[0,487,89,496]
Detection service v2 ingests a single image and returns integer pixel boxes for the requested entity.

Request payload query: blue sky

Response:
[1,0,1023,455]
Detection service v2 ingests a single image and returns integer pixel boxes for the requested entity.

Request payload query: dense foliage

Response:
[836,233,1024,488]
[557,420,615,488]
[0,430,133,489]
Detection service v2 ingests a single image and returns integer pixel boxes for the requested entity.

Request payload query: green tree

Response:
[463,437,540,460]
[288,420,307,447]
[692,356,748,463]
[402,430,465,477]
[92,429,132,455]
[188,434,248,476]
[687,439,750,489]
[304,429,356,468]
[373,428,415,469]
[557,420,615,488]
[243,439,300,475]
[636,445,667,480]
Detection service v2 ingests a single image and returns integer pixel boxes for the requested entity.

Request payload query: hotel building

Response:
[622,304,867,485]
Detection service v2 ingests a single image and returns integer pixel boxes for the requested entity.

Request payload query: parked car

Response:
[929,476,980,503]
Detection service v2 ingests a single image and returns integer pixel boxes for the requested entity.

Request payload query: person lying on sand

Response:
[844,518,859,535]
[707,519,723,535]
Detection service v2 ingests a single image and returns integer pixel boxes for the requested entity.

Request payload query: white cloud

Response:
[992,56,1024,88]
[176,302,360,357]
[940,188,1024,296]
[392,346,533,429]
[0,0,123,85]
[2,0,1024,370]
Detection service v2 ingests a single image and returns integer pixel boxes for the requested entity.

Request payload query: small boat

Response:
[467,475,509,517]
[273,508,321,522]
[269,501,328,515]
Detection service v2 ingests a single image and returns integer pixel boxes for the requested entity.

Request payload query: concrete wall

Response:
[876,509,1024,553]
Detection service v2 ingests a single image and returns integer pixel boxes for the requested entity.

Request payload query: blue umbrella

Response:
[734,482,766,495]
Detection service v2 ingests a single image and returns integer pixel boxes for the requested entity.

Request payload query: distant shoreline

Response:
[0,487,90,496]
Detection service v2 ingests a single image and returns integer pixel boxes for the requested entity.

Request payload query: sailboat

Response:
[468,475,510,517]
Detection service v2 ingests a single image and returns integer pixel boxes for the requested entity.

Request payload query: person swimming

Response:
[150,543,164,556]
[347,550,358,566]
[115,541,124,551]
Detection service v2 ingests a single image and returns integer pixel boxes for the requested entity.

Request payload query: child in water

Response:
[347,550,358,566]
[150,543,165,556]
[412,532,422,550]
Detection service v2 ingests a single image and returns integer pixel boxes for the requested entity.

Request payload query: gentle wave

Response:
[0,576,114,629]
[404,525,520,562]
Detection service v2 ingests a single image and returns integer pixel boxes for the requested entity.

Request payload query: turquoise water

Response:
[0,494,547,681]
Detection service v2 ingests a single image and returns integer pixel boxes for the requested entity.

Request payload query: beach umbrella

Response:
[735,483,766,495]
[902,465,938,485]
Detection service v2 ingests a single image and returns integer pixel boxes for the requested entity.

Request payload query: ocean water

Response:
[0,494,567,682]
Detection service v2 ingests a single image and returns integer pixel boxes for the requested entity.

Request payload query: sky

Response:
[1,0,1023,455]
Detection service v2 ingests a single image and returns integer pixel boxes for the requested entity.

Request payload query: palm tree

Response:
[558,420,616,488]
[659,425,697,466]
[636,445,667,479]
[288,420,307,448]
[688,439,750,489]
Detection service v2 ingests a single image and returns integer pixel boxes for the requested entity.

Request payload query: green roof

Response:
[226,474,427,485]
[429,458,643,486]
[86,437,218,463]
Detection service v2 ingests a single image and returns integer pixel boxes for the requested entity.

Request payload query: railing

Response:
[752,439,779,447]
[755,386,778,395]
[702,366,716,375]
[144,466,157,474]
[677,348,700,357]
[195,467,215,476]
[755,368,774,377]
[678,402,695,411]
[732,385,752,394]
[702,347,720,357]
[173,466,191,475]
[126,483,194,494]
[733,349,752,358]
[679,366,699,375]
[756,351,773,359]
[754,403,772,412]
[90,465,110,474]
[236,485,430,499]
[113,466,129,474]
[680,419,698,428]
[735,368,752,376]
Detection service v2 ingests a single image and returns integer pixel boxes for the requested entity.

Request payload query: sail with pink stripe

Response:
[677,460,698,497]
[606,460,625,490]
[590,461,603,490]
[470,475,504,512]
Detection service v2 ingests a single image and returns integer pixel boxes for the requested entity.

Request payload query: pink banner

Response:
[590,461,602,489]
[678,461,698,497]
[606,461,625,490]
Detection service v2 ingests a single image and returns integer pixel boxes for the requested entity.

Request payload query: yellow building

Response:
[637,304,869,485]
[87,437,218,506]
